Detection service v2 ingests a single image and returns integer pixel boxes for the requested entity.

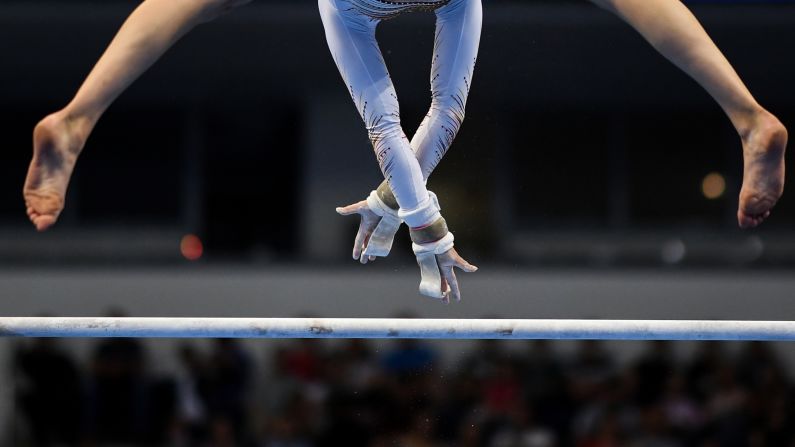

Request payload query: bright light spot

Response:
[743,235,764,262]
[180,234,203,261]
[702,172,726,200]
[661,239,686,265]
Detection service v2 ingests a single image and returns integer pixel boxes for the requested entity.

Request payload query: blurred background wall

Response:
[2,0,795,267]
[1,0,795,444]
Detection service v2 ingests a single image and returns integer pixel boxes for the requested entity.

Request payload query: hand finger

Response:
[452,252,478,273]
[455,260,478,273]
[440,277,450,304]
[336,201,366,216]
[352,221,368,260]
[359,232,372,264]
[442,267,461,302]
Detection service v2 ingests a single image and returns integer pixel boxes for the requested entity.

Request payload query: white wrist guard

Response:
[411,221,454,299]
[362,184,440,258]
[363,189,402,257]
[399,193,442,229]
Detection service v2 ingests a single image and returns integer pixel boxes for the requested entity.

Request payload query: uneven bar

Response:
[1,318,795,340]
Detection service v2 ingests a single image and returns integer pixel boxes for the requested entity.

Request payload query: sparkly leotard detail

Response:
[348,0,451,19]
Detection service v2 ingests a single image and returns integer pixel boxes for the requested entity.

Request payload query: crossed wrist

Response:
[399,194,441,228]
[366,190,399,218]
[372,181,442,229]
[410,217,449,244]
[376,181,400,211]
[411,218,454,254]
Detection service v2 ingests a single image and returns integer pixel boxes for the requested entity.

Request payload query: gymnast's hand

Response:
[336,182,408,264]
[335,199,382,264]
[411,221,477,303]
[435,247,478,303]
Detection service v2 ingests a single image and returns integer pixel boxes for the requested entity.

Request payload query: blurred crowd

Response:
[11,335,795,447]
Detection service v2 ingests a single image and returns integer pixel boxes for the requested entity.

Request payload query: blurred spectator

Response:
[281,339,324,382]
[382,338,438,376]
[633,341,674,406]
[14,338,83,446]
[661,373,703,439]
[11,336,795,446]
[625,405,680,447]
[488,404,557,447]
[705,364,750,447]
[521,341,572,441]
[172,343,209,444]
[86,335,147,443]
[204,339,253,443]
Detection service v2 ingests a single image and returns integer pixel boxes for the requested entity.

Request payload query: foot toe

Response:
[32,214,56,232]
[738,209,772,229]
[738,211,755,229]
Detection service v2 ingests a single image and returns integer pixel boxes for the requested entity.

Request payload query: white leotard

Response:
[319,0,482,227]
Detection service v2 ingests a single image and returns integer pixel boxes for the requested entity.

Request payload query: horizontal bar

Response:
[2,318,795,340]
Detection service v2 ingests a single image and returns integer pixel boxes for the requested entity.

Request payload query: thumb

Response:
[336,203,362,216]
[455,259,478,273]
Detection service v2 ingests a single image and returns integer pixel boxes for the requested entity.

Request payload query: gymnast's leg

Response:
[319,0,476,301]
[412,0,482,178]
[337,0,482,267]
[23,0,250,231]
[591,0,787,228]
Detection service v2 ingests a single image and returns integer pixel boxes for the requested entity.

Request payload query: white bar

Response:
[1,318,795,340]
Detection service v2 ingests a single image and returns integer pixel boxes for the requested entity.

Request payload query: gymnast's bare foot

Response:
[737,109,788,229]
[23,112,87,231]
